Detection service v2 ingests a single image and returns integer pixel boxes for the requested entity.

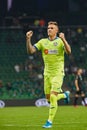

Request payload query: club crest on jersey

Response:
[44,49,58,54]
[53,42,58,46]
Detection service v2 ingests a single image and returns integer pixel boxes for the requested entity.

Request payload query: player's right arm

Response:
[75,78,79,91]
[26,31,36,54]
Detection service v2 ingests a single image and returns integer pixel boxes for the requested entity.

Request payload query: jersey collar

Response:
[48,36,58,41]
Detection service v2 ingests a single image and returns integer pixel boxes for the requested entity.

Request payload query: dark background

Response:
[0,0,87,25]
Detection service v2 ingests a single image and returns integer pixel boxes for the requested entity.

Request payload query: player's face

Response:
[47,24,58,37]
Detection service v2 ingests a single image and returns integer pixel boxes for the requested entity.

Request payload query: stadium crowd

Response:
[0,22,87,100]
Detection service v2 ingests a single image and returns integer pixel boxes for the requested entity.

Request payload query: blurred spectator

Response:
[0,80,3,95]
[14,64,20,72]
[5,82,13,97]
[12,17,21,27]
[34,19,39,26]
[6,82,12,91]
[39,19,45,27]
[0,80,3,88]
[77,27,82,34]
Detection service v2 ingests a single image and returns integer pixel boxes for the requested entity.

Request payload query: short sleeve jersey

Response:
[34,37,65,76]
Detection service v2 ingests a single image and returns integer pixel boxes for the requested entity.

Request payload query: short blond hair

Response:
[48,21,58,26]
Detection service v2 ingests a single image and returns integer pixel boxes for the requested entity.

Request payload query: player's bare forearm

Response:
[62,39,71,54]
[59,32,71,54]
[26,31,36,54]
[26,39,36,54]
[75,80,79,91]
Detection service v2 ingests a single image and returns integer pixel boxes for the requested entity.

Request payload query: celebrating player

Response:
[26,21,71,128]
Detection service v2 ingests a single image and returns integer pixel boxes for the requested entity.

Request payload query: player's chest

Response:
[42,41,60,49]
[42,41,61,55]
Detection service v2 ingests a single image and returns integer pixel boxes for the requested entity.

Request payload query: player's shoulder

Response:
[56,37,64,46]
[38,38,48,43]
[57,37,63,42]
[75,75,79,79]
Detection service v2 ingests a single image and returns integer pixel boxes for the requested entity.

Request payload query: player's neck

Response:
[48,36,57,41]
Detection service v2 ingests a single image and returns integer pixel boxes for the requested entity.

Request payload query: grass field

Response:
[0,106,87,130]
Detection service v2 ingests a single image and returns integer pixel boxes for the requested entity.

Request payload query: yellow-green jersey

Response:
[34,37,65,76]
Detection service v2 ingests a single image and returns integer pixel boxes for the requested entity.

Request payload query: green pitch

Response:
[0,106,87,130]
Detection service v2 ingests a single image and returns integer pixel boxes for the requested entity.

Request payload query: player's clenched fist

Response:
[26,31,33,40]
[59,32,65,40]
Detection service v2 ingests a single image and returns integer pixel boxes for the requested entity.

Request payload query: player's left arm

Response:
[59,32,71,54]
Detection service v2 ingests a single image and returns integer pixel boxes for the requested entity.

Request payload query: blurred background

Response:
[0,0,87,106]
[1,0,87,25]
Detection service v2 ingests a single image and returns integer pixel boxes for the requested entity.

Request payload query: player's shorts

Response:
[44,73,64,95]
[76,89,85,95]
